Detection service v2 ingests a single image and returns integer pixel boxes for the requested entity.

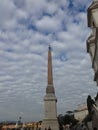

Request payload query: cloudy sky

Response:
[0,0,98,122]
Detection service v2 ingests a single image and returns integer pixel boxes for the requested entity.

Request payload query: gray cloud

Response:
[0,0,97,122]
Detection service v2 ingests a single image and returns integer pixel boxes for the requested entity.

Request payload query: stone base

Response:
[42,118,59,130]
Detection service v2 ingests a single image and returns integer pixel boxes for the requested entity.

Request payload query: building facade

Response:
[74,103,88,121]
[87,0,98,85]
[87,0,98,129]
[42,46,59,130]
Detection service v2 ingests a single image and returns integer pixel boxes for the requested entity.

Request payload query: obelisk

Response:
[42,45,59,130]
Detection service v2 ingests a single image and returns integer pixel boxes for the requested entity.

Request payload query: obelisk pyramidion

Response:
[42,45,59,130]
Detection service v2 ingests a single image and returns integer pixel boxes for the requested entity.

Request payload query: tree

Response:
[58,114,64,130]
[63,114,78,126]
[58,113,78,128]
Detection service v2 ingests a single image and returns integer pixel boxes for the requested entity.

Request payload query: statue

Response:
[87,95,95,114]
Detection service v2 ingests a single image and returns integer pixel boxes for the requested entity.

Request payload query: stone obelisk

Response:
[42,46,59,130]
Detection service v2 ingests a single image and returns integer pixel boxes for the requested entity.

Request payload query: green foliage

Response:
[63,114,78,126]
[58,113,78,127]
